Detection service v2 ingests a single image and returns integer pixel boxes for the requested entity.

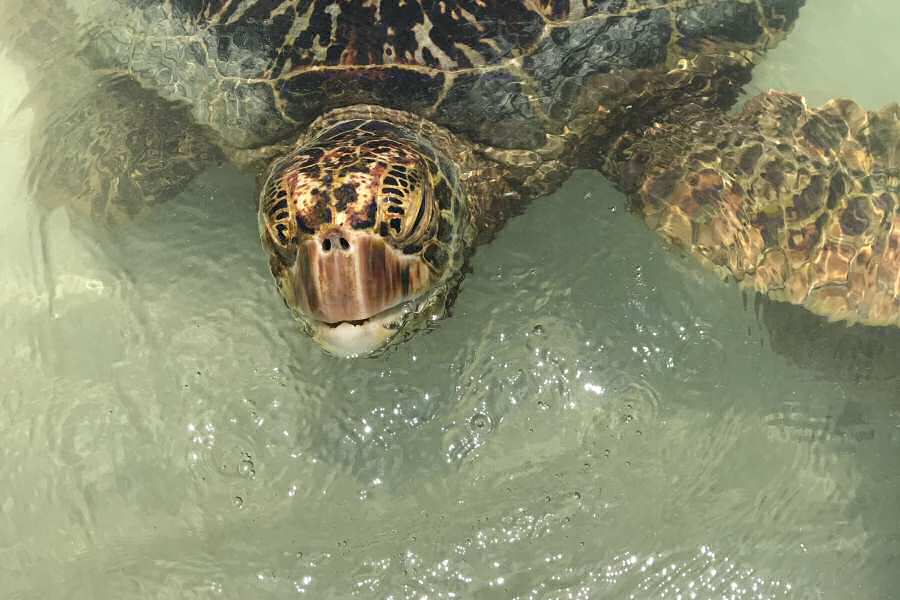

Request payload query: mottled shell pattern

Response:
[94,0,801,151]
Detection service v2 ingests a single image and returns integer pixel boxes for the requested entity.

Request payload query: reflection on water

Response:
[1,1,899,599]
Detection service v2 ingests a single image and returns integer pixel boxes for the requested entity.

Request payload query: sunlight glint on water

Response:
[1,1,899,599]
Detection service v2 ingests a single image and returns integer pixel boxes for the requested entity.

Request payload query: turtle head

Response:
[259,119,471,357]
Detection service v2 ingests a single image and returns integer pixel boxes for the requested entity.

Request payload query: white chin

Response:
[310,300,416,357]
[312,319,396,357]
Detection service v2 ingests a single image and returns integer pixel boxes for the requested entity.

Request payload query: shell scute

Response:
[277,67,446,126]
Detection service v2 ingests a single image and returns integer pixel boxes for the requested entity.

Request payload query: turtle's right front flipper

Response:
[604,91,900,328]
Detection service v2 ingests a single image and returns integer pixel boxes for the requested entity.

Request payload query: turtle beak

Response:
[313,323,396,358]
[281,227,433,356]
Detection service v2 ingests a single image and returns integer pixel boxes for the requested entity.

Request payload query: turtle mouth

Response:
[323,319,369,328]
[309,294,426,357]
[318,296,414,329]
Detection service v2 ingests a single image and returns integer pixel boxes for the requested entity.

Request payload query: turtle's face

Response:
[259,119,470,357]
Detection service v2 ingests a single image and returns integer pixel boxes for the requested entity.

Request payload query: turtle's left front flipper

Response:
[2,0,224,224]
[27,75,225,224]
[604,91,900,328]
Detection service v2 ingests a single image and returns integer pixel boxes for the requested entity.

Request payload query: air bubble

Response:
[470,412,489,430]
[233,496,243,508]
[238,459,256,479]
[532,324,545,335]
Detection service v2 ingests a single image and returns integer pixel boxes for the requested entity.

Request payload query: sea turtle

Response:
[5,0,899,356]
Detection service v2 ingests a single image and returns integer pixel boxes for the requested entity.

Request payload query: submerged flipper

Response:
[2,0,222,224]
[27,75,224,223]
[606,91,900,328]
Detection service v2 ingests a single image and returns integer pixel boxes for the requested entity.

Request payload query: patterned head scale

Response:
[259,118,469,355]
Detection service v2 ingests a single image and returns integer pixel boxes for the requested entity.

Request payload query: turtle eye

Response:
[262,181,294,227]
[259,178,300,264]
[379,163,434,246]
[265,222,298,265]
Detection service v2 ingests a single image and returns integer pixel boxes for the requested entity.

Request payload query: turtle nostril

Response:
[321,234,350,253]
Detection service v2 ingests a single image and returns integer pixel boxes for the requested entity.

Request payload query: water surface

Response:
[1,1,899,598]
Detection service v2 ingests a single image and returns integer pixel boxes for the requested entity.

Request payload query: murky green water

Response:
[1,1,899,599]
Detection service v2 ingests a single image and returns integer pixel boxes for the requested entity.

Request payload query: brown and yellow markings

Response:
[263,120,456,255]
[631,92,900,325]
[187,0,681,75]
